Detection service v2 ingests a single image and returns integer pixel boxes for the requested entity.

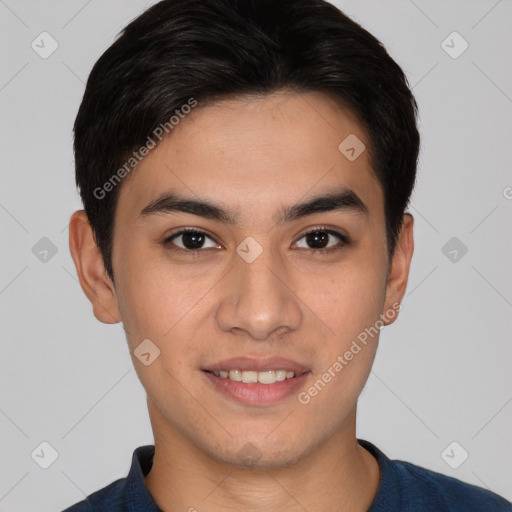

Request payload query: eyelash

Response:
[162,225,349,256]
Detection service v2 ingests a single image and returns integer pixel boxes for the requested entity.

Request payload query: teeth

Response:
[275,370,287,381]
[242,371,258,383]
[214,369,296,384]
[258,370,276,384]
[228,369,242,381]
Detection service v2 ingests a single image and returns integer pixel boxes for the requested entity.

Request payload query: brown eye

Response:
[176,230,206,250]
[295,227,348,254]
[164,229,220,253]
[305,230,329,249]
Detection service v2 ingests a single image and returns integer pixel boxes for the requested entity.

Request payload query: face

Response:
[71,90,413,469]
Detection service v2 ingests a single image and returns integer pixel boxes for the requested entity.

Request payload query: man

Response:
[63,0,512,510]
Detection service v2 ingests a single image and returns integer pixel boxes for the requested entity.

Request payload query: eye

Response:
[162,225,349,256]
[163,228,220,253]
[294,226,348,254]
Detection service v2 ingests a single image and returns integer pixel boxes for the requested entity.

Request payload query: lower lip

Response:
[202,371,310,405]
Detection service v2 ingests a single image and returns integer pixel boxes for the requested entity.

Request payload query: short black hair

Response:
[74,0,420,283]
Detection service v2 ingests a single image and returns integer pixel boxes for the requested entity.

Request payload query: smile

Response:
[205,369,297,384]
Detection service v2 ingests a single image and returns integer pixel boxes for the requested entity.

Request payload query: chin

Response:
[208,439,310,471]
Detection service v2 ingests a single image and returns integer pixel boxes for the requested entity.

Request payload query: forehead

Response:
[116,90,383,224]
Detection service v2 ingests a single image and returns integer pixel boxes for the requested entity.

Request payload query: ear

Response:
[68,210,122,324]
[381,213,414,326]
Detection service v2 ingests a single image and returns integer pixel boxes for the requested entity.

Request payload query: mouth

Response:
[202,368,305,384]
[201,356,311,405]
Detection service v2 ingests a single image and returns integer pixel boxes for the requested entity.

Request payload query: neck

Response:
[144,401,380,512]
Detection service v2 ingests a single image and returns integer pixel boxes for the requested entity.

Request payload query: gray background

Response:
[1,0,511,510]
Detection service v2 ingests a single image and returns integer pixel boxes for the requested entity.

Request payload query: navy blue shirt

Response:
[62,439,511,511]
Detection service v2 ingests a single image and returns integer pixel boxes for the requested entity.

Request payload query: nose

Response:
[215,243,303,341]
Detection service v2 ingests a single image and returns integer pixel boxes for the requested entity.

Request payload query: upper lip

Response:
[202,356,310,375]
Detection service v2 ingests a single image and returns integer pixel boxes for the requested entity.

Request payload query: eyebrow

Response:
[139,186,369,224]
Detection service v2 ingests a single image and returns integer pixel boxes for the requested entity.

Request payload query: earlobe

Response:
[381,213,414,326]
[68,210,122,324]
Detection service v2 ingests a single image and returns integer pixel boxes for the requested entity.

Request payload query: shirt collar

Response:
[358,439,402,510]
[125,445,162,511]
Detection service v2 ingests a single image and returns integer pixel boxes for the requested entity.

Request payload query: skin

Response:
[69,90,414,512]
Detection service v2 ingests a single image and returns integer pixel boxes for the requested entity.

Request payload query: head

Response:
[70,0,418,469]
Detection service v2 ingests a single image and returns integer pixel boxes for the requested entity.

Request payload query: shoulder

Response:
[60,478,126,511]
[359,439,512,512]
[392,458,512,511]
[60,444,157,512]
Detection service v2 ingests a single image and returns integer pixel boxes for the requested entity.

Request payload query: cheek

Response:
[117,270,199,346]
[115,266,200,400]
[114,255,222,390]
[113,243,182,345]
[299,257,386,344]
[295,267,383,428]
